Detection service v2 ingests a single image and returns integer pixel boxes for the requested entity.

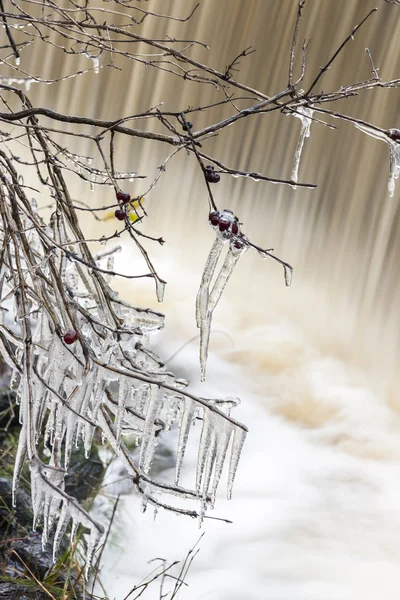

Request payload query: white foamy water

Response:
[93,247,400,600]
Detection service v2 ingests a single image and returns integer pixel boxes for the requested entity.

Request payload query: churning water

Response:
[6,0,400,598]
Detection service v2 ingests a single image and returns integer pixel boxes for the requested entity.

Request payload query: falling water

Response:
[3,0,400,598]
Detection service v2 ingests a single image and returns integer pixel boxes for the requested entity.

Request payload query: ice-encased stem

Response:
[291,107,314,186]
[196,236,225,328]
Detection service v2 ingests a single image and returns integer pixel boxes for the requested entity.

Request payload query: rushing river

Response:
[5,0,400,598]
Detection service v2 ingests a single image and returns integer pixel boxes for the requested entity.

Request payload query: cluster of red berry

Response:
[205,165,220,184]
[114,190,131,221]
[208,209,245,248]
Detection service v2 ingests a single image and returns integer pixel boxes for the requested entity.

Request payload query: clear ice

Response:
[1,181,248,572]
[290,106,314,187]
[354,123,400,197]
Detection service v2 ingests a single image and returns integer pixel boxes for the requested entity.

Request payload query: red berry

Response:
[205,165,214,171]
[205,170,220,184]
[116,191,131,204]
[218,218,230,232]
[209,211,220,226]
[231,222,239,235]
[233,239,244,249]
[115,209,126,221]
[390,128,400,141]
[63,330,79,344]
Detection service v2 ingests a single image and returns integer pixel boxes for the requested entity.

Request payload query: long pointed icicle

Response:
[208,243,248,313]
[388,138,400,197]
[199,240,247,381]
[175,397,195,485]
[196,410,213,495]
[291,107,314,187]
[227,427,247,500]
[139,384,162,474]
[199,314,212,382]
[196,236,225,328]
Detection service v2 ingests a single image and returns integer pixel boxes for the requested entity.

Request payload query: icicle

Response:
[12,427,27,506]
[227,427,247,500]
[290,106,314,187]
[92,57,100,73]
[196,237,224,328]
[201,421,217,499]
[24,79,34,92]
[175,397,195,484]
[116,376,130,446]
[156,279,166,303]
[210,422,233,506]
[284,264,293,287]
[196,410,213,495]
[208,242,248,313]
[139,385,162,474]
[135,384,149,414]
[354,123,400,197]
[388,139,400,197]
[199,315,212,383]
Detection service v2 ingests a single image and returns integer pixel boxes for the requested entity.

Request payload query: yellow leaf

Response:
[102,197,144,222]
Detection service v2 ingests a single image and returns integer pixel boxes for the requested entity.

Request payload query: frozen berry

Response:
[115,209,126,221]
[231,222,239,235]
[116,191,131,204]
[63,330,79,345]
[389,128,400,141]
[209,211,220,226]
[182,121,193,131]
[233,239,244,249]
[205,167,220,184]
[218,217,230,232]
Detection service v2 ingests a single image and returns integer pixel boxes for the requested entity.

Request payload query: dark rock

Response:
[0,579,50,600]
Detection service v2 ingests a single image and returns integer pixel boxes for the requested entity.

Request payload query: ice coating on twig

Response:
[2,177,248,572]
[291,106,314,187]
[354,123,400,197]
[197,211,246,381]
[196,209,292,379]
